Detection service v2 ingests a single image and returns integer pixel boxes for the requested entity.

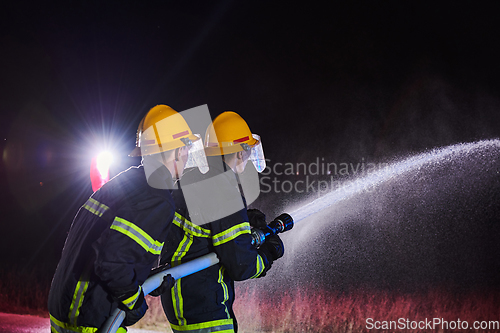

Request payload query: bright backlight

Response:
[96,151,113,178]
[91,151,114,192]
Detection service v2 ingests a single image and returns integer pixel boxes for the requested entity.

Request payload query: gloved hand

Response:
[247,209,267,228]
[122,290,148,326]
[119,288,148,326]
[114,287,148,326]
[262,235,284,260]
[149,274,175,297]
[111,285,148,327]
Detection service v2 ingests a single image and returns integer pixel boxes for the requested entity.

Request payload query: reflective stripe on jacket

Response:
[160,158,268,332]
[48,165,176,330]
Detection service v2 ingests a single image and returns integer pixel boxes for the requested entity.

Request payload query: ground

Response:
[0,313,163,333]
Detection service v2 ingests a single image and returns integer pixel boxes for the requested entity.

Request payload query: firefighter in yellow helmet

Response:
[48,105,205,333]
[204,111,266,173]
[159,111,284,333]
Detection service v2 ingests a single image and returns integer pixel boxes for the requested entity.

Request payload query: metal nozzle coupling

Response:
[268,213,294,233]
[251,213,294,248]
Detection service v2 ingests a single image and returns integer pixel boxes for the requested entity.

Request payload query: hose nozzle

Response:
[251,213,294,248]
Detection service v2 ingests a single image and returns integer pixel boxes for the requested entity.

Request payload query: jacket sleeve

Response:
[210,207,269,281]
[92,195,175,301]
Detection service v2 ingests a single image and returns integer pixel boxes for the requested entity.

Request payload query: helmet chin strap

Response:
[172,148,182,180]
[157,148,182,182]
[173,146,189,181]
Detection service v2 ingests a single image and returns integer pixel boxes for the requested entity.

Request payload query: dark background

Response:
[1,1,500,292]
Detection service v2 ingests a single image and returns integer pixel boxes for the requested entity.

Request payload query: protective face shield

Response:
[184,134,209,174]
[178,109,264,226]
[247,134,266,173]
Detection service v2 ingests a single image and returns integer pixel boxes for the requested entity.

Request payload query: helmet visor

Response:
[249,134,266,173]
[185,134,209,174]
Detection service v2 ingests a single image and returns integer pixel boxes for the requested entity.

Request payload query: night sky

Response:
[1,1,500,291]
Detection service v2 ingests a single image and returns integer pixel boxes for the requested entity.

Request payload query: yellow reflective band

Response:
[83,198,109,217]
[170,318,234,332]
[122,286,141,310]
[50,314,98,333]
[218,267,230,319]
[110,217,164,254]
[212,222,250,246]
[172,233,193,266]
[171,234,193,325]
[68,277,89,326]
[172,277,185,326]
[250,254,265,279]
[173,212,211,238]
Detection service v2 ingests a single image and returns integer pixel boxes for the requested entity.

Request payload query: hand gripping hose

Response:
[100,252,219,333]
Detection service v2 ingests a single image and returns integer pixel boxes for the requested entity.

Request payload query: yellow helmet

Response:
[129,105,199,157]
[204,111,258,156]
[204,111,266,172]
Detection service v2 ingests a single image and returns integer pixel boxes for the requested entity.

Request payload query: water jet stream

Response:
[289,139,500,225]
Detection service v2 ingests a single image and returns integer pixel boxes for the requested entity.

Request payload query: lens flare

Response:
[90,151,113,191]
[96,151,113,178]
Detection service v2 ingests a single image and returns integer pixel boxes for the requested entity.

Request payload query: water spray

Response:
[101,139,500,333]
[289,139,500,224]
[251,213,294,247]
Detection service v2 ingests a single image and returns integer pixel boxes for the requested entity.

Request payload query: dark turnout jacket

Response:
[48,165,176,332]
[160,157,270,333]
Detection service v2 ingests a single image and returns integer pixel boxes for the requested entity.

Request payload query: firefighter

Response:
[48,105,205,333]
[160,111,285,333]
